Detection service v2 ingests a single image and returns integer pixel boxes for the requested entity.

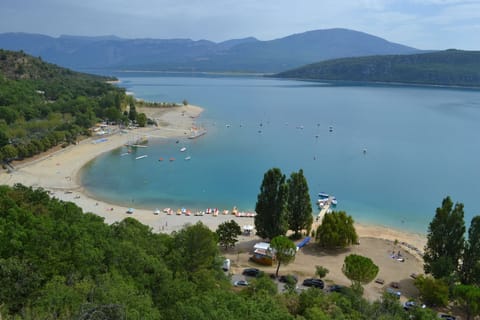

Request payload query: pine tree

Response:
[254,168,288,239]
[424,196,465,279]
[286,169,313,238]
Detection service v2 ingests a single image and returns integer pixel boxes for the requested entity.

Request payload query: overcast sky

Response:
[1,0,479,50]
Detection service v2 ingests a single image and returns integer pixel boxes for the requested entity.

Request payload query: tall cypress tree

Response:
[460,216,480,285]
[254,168,288,239]
[286,169,313,238]
[424,196,465,279]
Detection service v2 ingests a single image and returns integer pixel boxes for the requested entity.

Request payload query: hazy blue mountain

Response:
[0,28,421,73]
[275,49,480,87]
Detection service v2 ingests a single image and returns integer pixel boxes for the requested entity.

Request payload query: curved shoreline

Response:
[0,103,426,258]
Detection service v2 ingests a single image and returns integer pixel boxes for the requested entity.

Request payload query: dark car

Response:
[242,268,262,277]
[439,315,456,320]
[302,278,324,289]
[279,275,298,284]
[328,284,345,293]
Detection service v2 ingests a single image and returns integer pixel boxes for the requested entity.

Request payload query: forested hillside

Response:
[275,49,480,87]
[0,49,134,164]
[0,184,440,319]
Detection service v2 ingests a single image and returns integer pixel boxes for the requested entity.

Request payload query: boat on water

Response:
[184,156,191,161]
[318,192,329,200]
[169,157,175,161]
[180,147,187,152]
[158,157,164,161]
[317,192,338,207]
[135,155,148,160]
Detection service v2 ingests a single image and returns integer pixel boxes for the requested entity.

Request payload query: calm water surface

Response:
[81,74,480,234]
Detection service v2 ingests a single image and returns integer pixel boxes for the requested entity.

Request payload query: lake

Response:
[81,73,480,234]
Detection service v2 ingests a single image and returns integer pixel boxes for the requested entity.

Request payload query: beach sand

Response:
[0,103,426,301]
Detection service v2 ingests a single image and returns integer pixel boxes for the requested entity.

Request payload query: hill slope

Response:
[0,29,420,73]
[275,49,480,87]
[0,49,125,163]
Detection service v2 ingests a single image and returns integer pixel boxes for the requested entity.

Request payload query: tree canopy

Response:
[423,196,465,279]
[316,211,358,248]
[286,169,313,238]
[254,168,288,239]
[0,49,149,163]
[0,184,455,319]
[460,216,480,286]
[216,219,242,250]
[270,235,296,277]
[342,254,379,291]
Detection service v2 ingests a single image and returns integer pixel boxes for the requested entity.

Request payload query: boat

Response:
[158,157,164,161]
[318,192,329,200]
[135,155,148,160]
[184,156,191,161]
[169,157,175,161]
[153,208,160,215]
[180,147,187,152]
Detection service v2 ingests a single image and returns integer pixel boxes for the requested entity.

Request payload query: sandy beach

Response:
[0,102,427,301]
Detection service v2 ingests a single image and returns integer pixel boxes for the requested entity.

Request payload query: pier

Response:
[312,197,333,230]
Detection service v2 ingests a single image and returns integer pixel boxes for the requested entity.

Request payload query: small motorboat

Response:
[184,156,191,160]
[158,157,164,161]
[180,147,187,152]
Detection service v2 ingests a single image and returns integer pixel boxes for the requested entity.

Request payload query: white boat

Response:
[180,147,187,152]
[184,156,191,160]
[135,155,148,160]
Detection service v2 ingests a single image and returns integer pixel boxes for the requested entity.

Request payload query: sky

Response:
[1,0,479,50]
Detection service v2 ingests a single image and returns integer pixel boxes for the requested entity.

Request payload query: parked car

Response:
[438,314,456,320]
[386,287,401,299]
[234,280,249,287]
[403,300,426,311]
[279,275,298,284]
[222,258,230,271]
[302,278,324,289]
[242,268,262,277]
[328,284,345,293]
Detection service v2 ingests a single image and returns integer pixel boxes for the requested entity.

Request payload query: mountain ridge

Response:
[0,28,421,73]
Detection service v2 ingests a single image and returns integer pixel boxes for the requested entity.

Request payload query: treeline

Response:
[0,49,143,164]
[275,49,480,87]
[0,184,440,319]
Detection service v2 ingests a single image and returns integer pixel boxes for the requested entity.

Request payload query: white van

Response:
[222,258,231,271]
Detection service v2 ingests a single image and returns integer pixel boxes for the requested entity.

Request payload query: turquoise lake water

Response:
[81,73,480,234]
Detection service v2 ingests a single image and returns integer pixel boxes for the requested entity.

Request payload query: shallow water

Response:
[81,74,480,234]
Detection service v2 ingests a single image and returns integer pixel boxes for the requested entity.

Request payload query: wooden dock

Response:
[312,198,333,230]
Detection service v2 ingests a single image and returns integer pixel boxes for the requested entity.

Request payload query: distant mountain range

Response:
[275,49,480,87]
[0,28,421,73]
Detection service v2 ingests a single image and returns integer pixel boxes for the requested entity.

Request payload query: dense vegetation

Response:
[0,184,443,319]
[275,49,480,87]
[0,49,141,164]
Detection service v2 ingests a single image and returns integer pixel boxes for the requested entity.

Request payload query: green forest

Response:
[275,49,480,87]
[0,49,141,164]
[0,183,441,319]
